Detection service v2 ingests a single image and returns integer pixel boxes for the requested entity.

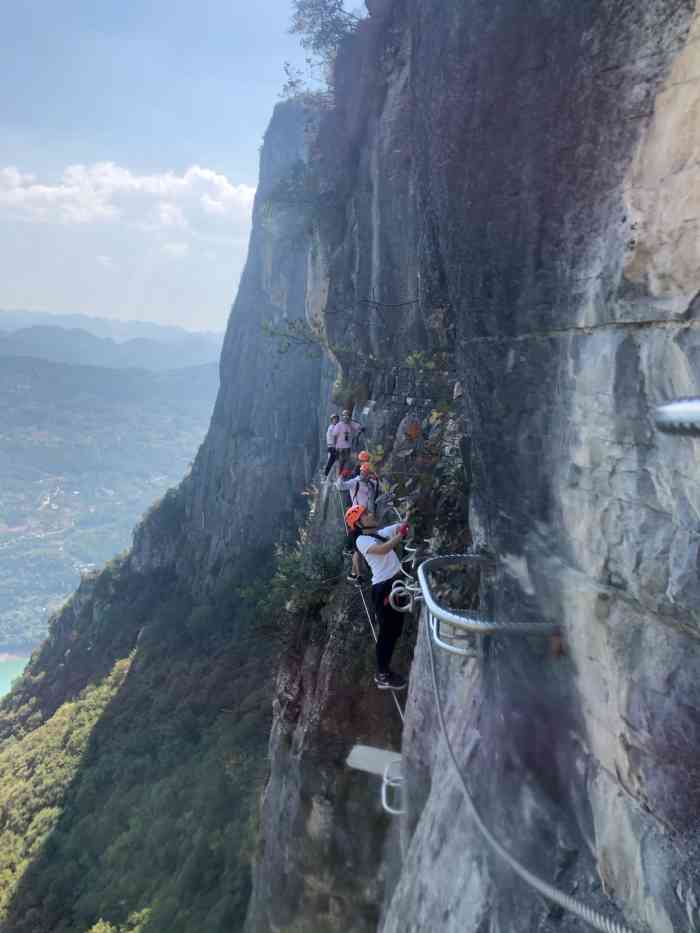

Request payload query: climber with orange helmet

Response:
[345,504,410,691]
[337,462,379,512]
[340,464,380,584]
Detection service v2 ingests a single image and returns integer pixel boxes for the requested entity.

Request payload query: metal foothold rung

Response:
[381,759,405,815]
[655,397,700,436]
[429,612,478,657]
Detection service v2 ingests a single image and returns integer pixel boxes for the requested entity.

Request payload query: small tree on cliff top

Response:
[290,0,363,64]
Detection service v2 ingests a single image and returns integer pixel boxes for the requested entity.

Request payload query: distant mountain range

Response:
[0,308,223,649]
[0,325,223,372]
[0,308,223,345]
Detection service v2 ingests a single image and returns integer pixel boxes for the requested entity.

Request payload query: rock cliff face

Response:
[3,3,700,931]
[248,2,700,932]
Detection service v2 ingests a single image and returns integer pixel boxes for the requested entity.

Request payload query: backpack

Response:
[350,476,379,508]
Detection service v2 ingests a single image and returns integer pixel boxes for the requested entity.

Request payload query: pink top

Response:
[332,419,360,449]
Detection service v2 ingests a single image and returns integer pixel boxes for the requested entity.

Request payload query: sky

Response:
[0,0,314,332]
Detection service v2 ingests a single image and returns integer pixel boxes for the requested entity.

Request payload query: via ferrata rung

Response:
[654,397,700,436]
[346,744,405,817]
[381,759,406,815]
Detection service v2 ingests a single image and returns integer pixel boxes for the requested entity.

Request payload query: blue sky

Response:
[0,0,315,331]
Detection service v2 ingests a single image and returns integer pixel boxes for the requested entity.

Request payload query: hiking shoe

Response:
[374,672,407,691]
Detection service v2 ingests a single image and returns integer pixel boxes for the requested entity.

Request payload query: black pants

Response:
[372,574,404,674]
[324,446,338,476]
[337,448,352,471]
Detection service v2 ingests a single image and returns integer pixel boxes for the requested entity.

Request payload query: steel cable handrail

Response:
[418,556,560,635]
[425,620,640,933]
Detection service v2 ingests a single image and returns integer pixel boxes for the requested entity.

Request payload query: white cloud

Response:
[162,241,189,258]
[157,201,187,228]
[0,161,255,232]
[0,161,256,331]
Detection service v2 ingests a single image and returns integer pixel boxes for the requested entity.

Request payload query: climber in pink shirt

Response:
[331,409,363,472]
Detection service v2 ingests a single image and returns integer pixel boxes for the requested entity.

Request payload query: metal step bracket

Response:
[346,745,405,816]
[381,759,405,816]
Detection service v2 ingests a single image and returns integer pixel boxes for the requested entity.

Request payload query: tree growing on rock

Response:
[290,0,363,64]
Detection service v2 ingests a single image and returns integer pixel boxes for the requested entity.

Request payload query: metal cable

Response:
[333,484,348,530]
[358,585,406,724]
[418,556,560,635]
[325,296,420,316]
[424,620,640,933]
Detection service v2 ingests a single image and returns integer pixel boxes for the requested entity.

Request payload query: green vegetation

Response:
[264,527,344,617]
[0,537,281,933]
[0,484,347,933]
[290,0,362,65]
[261,318,325,358]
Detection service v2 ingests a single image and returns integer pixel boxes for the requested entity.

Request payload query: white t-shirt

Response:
[326,424,337,446]
[356,523,402,585]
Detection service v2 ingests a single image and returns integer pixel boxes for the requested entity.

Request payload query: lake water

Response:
[0,657,29,697]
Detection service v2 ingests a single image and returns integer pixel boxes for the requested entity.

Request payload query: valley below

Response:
[0,355,218,652]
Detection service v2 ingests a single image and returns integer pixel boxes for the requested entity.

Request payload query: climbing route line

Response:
[457,314,700,346]
[358,584,405,724]
[325,296,420,316]
[423,590,639,933]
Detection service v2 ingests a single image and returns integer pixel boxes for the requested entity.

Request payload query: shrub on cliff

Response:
[290,0,363,65]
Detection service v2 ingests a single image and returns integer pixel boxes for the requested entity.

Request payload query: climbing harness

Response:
[424,619,639,933]
[655,397,700,436]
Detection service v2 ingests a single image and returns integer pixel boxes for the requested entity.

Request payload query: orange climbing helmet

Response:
[345,504,366,530]
[358,451,370,462]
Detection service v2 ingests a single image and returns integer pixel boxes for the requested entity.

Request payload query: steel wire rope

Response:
[424,618,640,933]
[325,296,420,316]
[358,585,406,724]
[418,556,560,634]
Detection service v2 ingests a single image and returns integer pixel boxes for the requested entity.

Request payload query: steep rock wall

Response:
[249,2,700,932]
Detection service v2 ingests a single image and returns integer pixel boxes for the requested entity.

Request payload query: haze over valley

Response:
[0,311,220,653]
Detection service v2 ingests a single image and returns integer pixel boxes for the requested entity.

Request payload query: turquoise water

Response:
[0,658,29,697]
